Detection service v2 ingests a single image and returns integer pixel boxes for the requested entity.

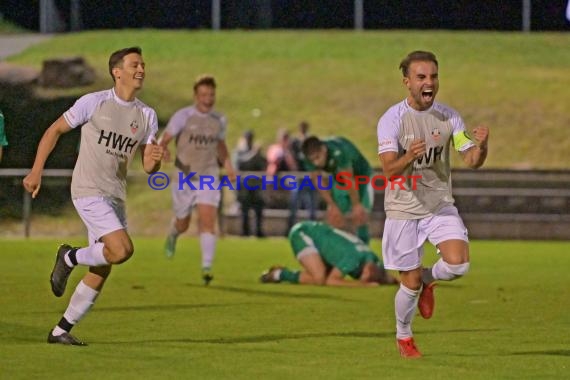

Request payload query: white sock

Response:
[200,232,216,269]
[75,242,109,266]
[52,326,67,336]
[63,281,99,324]
[52,281,100,335]
[63,252,75,267]
[432,258,470,281]
[395,284,420,339]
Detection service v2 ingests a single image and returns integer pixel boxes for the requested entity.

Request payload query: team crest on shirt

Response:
[431,128,441,141]
[130,120,139,135]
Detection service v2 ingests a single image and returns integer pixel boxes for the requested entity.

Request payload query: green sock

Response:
[357,225,370,244]
[279,268,300,283]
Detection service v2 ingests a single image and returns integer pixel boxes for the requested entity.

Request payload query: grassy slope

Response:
[0,20,28,34]
[7,30,570,169]
[0,239,569,379]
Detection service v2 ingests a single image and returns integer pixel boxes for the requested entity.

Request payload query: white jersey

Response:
[64,88,158,200]
[377,99,475,219]
[165,105,227,178]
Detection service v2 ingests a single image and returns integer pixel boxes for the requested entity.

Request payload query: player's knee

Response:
[106,243,134,264]
[446,261,470,278]
[175,218,190,233]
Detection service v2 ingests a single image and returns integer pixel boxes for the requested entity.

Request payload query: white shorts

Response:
[171,179,221,219]
[381,205,469,271]
[73,196,127,244]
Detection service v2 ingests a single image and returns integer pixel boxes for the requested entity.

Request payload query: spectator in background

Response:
[266,128,297,176]
[233,130,267,237]
[0,109,7,162]
[288,121,317,230]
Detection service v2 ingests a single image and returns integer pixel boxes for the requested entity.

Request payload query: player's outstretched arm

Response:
[339,166,366,226]
[311,171,343,227]
[23,116,72,198]
[325,268,378,287]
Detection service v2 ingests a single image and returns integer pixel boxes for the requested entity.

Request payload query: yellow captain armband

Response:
[452,131,474,151]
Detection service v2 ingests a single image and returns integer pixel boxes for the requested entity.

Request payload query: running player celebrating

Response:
[23,46,163,346]
[377,50,489,358]
[159,75,236,285]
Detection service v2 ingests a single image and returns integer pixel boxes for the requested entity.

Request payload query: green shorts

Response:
[331,181,374,214]
[333,246,379,279]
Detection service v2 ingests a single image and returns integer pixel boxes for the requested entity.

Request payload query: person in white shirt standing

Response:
[23,46,164,346]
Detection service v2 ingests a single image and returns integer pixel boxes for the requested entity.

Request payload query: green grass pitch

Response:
[1,238,569,379]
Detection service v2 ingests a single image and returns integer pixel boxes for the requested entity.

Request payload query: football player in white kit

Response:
[377,51,489,358]
[159,75,236,285]
[23,47,164,345]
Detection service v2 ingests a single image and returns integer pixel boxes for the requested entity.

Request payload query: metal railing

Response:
[0,168,72,237]
[2,168,570,238]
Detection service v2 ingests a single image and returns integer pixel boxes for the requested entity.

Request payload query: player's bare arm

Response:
[217,140,236,182]
[325,268,377,287]
[310,170,342,225]
[157,132,174,162]
[461,126,489,169]
[341,166,367,225]
[141,139,164,174]
[23,116,72,198]
[379,139,426,178]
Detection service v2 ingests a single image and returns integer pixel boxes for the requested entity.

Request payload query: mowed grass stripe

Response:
[0,238,569,379]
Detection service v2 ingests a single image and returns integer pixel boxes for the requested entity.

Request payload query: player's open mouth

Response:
[421,89,433,101]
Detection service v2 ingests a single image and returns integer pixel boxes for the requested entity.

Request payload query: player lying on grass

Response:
[260,221,398,286]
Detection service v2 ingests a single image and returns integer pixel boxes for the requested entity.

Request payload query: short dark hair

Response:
[301,136,323,157]
[399,51,438,77]
[194,74,216,93]
[108,46,142,82]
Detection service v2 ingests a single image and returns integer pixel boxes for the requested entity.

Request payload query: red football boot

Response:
[397,337,422,358]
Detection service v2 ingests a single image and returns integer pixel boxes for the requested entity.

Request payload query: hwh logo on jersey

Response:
[98,130,138,153]
[188,134,217,146]
[403,146,444,166]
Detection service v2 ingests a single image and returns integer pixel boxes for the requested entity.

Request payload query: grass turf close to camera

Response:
[0,238,569,379]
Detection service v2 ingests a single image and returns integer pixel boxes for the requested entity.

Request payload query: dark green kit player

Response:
[260,221,397,286]
[302,136,373,243]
